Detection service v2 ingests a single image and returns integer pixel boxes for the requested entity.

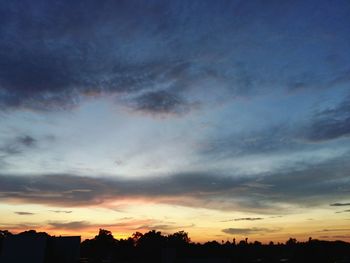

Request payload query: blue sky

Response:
[0,0,349,241]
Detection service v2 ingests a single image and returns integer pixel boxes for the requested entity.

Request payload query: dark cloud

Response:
[0,135,37,158]
[330,202,350,207]
[305,97,350,142]
[17,136,36,147]
[222,227,279,235]
[0,153,349,212]
[0,1,233,113]
[0,0,348,115]
[14,211,35,215]
[131,90,191,114]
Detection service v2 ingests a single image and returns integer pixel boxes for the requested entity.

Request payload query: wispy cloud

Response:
[0,135,37,156]
[48,221,91,230]
[320,228,350,232]
[50,210,72,214]
[222,227,280,235]
[330,202,350,207]
[304,96,350,142]
[14,211,35,215]
[221,218,263,222]
[335,210,350,214]
[46,218,182,232]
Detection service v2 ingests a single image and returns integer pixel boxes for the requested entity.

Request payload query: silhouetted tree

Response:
[131,231,143,246]
[167,231,190,247]
[286,237,297,246]
[10,227,348,263]
[0,230,12,254]
[81,229,117,263]
[137,230,166,248]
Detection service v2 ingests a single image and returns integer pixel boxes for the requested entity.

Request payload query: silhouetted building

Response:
[0,234,47,263]
[0,234,80,263]
[184,258,230,263]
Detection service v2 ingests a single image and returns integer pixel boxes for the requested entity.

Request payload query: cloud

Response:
[14,211,35,215]
[305,96,350,142]
[50,210,72,214]
[320,235,350,239]
[0,0,348,116]
[221,218,263,222]
[0,152,349,213]
[135,223,195,231]
[0,218,187,233]
[320,228,350,232]
[48,221,91,230]
[17,136,36,147]
[335,210,350,214]
[0,1,235,114]
[0,135,37,156]
[0,135,38,168]
[330,202,350,206]
[199,125,299,158]
[130,90,191,115]
[0,223,41,230]
[222,227,279,235]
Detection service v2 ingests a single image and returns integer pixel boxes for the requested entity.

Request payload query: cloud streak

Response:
[221,218,264,222]
[330,203,350,207]
[1,153,349,212]
[305,96,350,142]
[50,210,72,214]
[14,212,35,215]
[222,227,279,235]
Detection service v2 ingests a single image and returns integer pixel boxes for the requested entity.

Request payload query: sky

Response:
[0,0,350,243]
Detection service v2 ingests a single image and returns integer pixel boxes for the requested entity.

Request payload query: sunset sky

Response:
[0,0,350,243]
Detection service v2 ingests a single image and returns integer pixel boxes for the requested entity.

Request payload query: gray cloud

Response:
[305,96,350,142]
[222,227,279,235]
[0,135,37,163]
[0,0,348,116]
[14,211,35,215]
[330,202,350,206]
[131,90,191,114]
[0,152,349,212]
[17,136,36,147]
[0,1,235,114]
[48,221,91,230]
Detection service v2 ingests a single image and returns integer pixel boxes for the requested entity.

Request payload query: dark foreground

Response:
[1,229,350,263]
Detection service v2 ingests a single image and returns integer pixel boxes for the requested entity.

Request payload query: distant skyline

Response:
[0,0,349,242]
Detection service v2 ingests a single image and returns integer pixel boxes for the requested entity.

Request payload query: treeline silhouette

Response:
[1,229,350,263]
